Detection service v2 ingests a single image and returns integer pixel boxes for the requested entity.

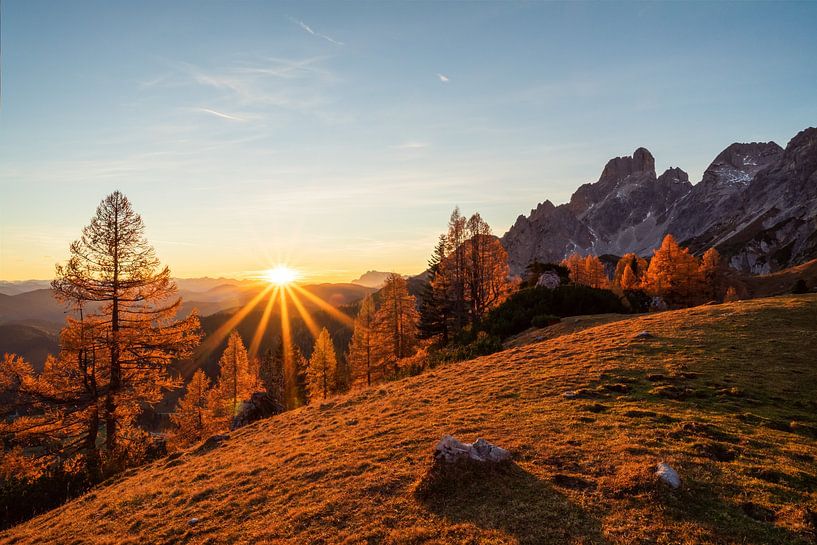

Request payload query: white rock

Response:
[188,517,199,526]
[536,271,561,290]
[434,435,511,464]
[655,462,681,489]
[634,331,653,339]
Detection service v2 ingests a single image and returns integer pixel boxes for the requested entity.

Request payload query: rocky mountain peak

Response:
[657,167,689,184]
[599,147,656,184]
[500,126,817,276]
[701,141,783,187]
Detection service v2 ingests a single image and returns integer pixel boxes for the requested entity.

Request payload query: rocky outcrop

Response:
[501,127,817,274]
[433,435,511,464]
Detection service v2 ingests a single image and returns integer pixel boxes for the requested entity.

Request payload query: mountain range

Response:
[501,126,817,275]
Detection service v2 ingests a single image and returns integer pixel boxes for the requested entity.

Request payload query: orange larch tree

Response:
[51,191,201,455]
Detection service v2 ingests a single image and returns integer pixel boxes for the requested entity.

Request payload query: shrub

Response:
[531,314,560,328]
[792,279,808,294]
[426,332,503,367]
[480,285,626,339]
[622,289,652,313]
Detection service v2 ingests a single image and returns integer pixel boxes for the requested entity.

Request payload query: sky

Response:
[1,1,816,283]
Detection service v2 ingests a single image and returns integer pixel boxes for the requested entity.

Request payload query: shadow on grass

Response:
[660,473,814,545]
[415,461,608,545]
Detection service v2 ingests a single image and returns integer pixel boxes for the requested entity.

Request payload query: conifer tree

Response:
[306,328,338,401]
[583,255,609,289]
[620,265,640,291]
[446,208,469,331]
[374,273,420,377]
[465,213,511,323]
[290,345,309,408]
[699,247,727,301]
[642,234,703,306]
[259,344,286,407]
[51,191,201,453]
[419,235,450,342]
[169,370,212,448]
[613,253,647,289]
[562,252,585,285]
[209,331,257,421]
[347,295,378,387]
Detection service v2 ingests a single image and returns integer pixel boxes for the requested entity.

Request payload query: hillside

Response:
[3,295,817,544]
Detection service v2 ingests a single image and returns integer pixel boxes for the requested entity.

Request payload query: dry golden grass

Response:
[503,313,631,348]
[3,295,817,545]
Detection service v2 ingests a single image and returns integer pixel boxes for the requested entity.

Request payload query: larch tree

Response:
[374,273,420,377]
[306,328,338,401]
[583,255,609,289]
[169,370,212,448]
[445,207,469,331]
[51,191,201,454]
[620,265,640,291]
[464,213,511,323]
[347,295,378,387]
[209,331,257,422]
[613,253,647,290]
[699,247,727,301]
[562,252,586,285]
[642,234,703,306]
[430,209,510,334]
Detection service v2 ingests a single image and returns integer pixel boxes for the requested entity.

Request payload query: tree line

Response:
[561,234,735,307]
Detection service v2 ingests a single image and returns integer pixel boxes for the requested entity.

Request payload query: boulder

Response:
[415,436,513,500]
[230,392,285,431]
[655,462,681,489]
[649,297,668,311]
[434,435,511,464]
[535,271,561,290]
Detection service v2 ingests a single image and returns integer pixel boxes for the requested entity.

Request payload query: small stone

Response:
[634,331,653,339]
[188,517,199,526]
[655,462,681,489]
[563,391,578,399]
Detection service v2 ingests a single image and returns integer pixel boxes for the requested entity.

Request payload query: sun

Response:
[263,265,299,286]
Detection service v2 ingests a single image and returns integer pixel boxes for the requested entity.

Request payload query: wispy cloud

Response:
[290,17,344,46]
[437,73,450,83]
[192,107,248,122]
[392,141,430,150]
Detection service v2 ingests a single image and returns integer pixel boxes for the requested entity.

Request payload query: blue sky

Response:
[1,1,815,282]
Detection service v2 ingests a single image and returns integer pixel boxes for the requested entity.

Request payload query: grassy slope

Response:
[3,295,817,545]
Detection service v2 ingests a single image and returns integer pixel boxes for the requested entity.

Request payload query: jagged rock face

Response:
[667,142,784,245]
[503,148,692,272]
[501,127,817,275]
[689,128,817,273]
[504,200,593,273]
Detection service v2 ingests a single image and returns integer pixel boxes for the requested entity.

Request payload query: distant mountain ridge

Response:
[501,126,817,274]
[350,271,399,288]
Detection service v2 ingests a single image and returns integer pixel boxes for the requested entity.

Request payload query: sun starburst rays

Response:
[193,268,352,399]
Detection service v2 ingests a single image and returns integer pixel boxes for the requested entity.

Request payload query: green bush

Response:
[481,285,626,339]
[531,314,560,328]
[427,331,503,367]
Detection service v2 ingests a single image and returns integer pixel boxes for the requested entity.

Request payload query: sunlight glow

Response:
[263,265,299,286]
